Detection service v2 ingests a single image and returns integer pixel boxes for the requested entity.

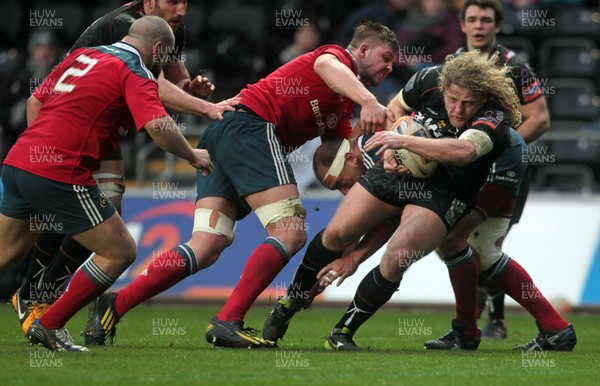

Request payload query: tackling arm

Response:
[314,53,394,133]
[365,130,487,166]
[144,116,213,175]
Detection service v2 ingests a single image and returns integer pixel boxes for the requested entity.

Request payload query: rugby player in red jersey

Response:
[83,21,399,349]
[0,17,213,351]
[11,0,238,337]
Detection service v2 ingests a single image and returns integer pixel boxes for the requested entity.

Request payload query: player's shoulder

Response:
[405,65,442,92]
[494,44,529,67]
[470,104,507,131]
[94,42,156,81]
[313,44,350,58]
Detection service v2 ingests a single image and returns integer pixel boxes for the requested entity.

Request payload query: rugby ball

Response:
[391,116,437,179]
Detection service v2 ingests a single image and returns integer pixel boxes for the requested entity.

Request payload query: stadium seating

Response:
[539,37,599,79]
[546,78,599,121]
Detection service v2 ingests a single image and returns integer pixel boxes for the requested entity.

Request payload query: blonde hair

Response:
[439,50,522,127]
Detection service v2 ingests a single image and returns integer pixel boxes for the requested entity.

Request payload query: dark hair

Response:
[460,0,504,24]
[348,21,399,54]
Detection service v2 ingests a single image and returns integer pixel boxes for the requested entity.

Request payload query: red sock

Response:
[41,259,115,329]
[114,244,197,318]
[492,257,568,331]
[217,239,287,322]
[446,248,479,337]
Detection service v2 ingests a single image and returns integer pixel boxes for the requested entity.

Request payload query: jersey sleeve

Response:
[508,58,543,105]
[318,46,356,73]
[121,70,168,131]
[469,109,506,150]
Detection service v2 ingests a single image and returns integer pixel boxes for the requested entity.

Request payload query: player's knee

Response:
[284,229,307,256]
[438,233,464,257]
[257,197,307,254]
[322,225,352,251]
[192,208,235,246]
[255,196,306,229]
[467,232,501,270]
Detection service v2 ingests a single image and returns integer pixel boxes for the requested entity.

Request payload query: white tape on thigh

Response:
[93,170,126,199]
[96,181,126,198]
[467,217,510,270]
[192,208,235,245]
[254,196,306,228]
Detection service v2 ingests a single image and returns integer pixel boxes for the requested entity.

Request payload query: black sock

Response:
[335,265,400,333]
[286,229,343,303]
[20,232,65,301]
[42,236,92,302]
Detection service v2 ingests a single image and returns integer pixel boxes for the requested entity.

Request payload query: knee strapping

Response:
[192,208,235,245]
[468,217,509,271]
[254,196,306,228]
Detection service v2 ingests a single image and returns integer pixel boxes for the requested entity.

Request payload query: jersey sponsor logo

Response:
[310,99,327,135]
[444,199,468,228]
[100,193,108,208]
[326,114,337,129]
[414,111,456,138]
[473,115,501,130]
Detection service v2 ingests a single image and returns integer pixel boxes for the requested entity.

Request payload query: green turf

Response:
[1,302,598,385]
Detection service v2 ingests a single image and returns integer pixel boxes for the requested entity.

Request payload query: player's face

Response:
[443,84,487,128]
[357,43,396,87]
[148,0,187,30]
[460,6,501,52]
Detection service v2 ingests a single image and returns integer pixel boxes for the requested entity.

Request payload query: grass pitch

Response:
[1,302,599,385]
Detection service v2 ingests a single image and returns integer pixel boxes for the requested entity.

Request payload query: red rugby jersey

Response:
[240,45,357,151]
[4,42,168,185]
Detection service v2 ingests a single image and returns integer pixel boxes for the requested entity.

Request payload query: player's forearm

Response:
[157,76,212,116]
[26,96,43,126]
[517,97,550,143]
[347,223,394,266]
[516,114,550,143]
[145,117,195,162]
[387,92,409,119]
[314,55,378,108]
[403,136,477,166]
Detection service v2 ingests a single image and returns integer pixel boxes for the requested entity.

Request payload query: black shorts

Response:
[359,164,472,231]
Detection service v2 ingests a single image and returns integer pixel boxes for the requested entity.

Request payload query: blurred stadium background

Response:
[0,0,599,310]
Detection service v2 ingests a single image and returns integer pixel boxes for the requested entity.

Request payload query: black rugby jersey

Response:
[69,0,186,60]
[400,65,511,204]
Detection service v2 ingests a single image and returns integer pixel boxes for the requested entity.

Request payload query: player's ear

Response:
[359,43,369,59]
[344,152,357,164]
[152,41,162,55]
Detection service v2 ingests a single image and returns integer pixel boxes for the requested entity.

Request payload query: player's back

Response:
[5,42,159,185]
[70,1,142,52]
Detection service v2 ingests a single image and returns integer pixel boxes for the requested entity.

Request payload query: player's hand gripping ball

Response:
[391,116,438,179]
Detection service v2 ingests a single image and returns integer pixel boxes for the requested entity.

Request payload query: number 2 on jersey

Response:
[54,54,99,93]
